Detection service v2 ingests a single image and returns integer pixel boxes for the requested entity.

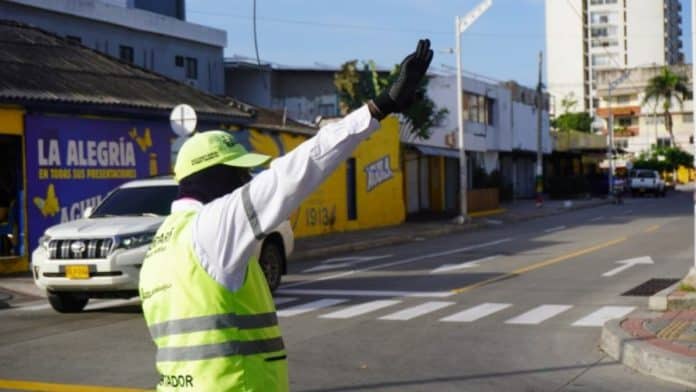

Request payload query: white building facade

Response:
[402,73,551,213]
[546,0,684,114]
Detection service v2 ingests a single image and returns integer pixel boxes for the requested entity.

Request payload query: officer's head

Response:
[174,131,271,204]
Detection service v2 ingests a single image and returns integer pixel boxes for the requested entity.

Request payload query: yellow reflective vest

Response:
[140,210,288,391]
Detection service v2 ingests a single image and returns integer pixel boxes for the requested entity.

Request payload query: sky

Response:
[187,0,692,88]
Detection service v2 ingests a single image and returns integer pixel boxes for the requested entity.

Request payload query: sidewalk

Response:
[291,197,610,261]
[601,309,696,389]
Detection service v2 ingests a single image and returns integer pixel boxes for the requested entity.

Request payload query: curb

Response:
[600,317,696,389]
[503,199,612,223]
[649,281,682,311]
[291,199,609,261]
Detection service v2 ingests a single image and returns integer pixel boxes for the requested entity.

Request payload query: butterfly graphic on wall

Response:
[33,183,60,217]
[129,128,152,152]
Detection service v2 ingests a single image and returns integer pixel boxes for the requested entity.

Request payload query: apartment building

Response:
[546,0,684,114]
[595,64,693,155]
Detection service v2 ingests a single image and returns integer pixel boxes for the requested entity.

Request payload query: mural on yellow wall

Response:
[228,116,405,238]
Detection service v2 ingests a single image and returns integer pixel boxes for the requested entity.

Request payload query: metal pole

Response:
[608,84,615,198]
[536,51,544,207]
[690,0,696,283]
[456,15,469,223]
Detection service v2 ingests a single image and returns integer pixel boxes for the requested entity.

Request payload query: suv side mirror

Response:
[83,207,94,219]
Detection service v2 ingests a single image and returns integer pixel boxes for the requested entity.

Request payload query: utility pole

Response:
[535,51,544,208]
[607,82,614,198]
[687,0,696,288]
[606,71,630,199]
[454,0,493,224]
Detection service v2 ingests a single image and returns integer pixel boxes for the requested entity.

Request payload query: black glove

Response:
[369,39,434,120]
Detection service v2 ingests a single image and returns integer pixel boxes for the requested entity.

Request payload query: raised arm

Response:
[193,39,434,291]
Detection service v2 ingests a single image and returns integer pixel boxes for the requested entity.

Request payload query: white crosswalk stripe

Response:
[277,298,349,317]
[8,296,635,330]
[505,305,573,325]
[273,297,298,306]
[320,300,401,319]
[440,303,512,322]
[571,306,635,327]
[379,301,455,321]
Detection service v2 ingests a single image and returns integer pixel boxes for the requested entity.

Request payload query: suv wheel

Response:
[48,292,89,313]
[259,241,284,292]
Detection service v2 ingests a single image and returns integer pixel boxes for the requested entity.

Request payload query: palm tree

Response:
[643,67,691,147]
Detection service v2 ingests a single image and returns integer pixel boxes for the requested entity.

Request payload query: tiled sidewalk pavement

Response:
[601,310,696,389]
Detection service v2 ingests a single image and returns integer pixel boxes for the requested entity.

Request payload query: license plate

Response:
[65,265,90,279]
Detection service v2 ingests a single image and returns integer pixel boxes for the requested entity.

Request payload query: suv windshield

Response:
[91,185,178,217]
[634,171,656,179]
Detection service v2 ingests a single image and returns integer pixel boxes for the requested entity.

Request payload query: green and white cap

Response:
[174,130,271,181]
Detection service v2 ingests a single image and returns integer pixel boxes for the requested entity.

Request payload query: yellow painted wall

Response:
[242,116,405,238]
[0,106,29,273]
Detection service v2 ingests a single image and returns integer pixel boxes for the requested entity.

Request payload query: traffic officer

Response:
[139,39,433,391]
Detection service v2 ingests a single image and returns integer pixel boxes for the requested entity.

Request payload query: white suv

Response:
[32,177,294,313]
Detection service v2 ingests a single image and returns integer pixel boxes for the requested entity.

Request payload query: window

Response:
[462,92,494,126]
[682,113,693,123]
[119,45,134,64]
[318,103,336,117]
[645,116,665,125]
[657,138,672,148]
[617,117,633,127]
[91,186,179,217]
[66,35,81,44]
[175,55,184,67]
[615,95,631,104]
[185,57,198,79]
[614,138,629,149]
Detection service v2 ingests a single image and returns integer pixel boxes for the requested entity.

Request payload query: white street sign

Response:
[170,104,197,137]
[601,256,654,277]
[430,255,498,274]
[458,0,493,33]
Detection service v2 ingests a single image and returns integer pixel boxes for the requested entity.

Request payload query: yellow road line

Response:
[644,224,661,233]
[451,237,628,295]
[0,379,150,392]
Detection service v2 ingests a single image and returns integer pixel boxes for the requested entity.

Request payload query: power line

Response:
[189,8,672,40]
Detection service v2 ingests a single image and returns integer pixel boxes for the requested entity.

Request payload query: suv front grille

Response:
[48,239,113,259]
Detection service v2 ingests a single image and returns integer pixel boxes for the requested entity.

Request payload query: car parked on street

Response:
[629,169,666,197]
[31,177,293,313]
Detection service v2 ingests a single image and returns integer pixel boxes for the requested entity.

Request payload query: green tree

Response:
[334,60,447,139]
[643,67,691,147]
[633,146,693,172]
[551,112,592,133]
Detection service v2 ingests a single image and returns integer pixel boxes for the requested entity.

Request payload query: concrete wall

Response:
[225,68,273,107]
[224,117,405,238]
[2,0,225,94]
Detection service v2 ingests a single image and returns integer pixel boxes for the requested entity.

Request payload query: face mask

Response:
[178,164,252,204]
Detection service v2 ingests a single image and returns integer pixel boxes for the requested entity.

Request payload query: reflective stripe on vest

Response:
[149,312,278,339]
[242,184,265,240]
[157,336,285,362]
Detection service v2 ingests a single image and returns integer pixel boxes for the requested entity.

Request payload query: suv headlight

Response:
[39,235,51,251]
[116,232,155,249]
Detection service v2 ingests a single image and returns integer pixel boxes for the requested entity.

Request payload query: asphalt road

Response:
[0,190,693,392]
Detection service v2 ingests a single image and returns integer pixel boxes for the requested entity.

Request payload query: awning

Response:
[410,144,460,159]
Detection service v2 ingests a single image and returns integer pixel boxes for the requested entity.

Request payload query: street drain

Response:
[621,278,680,297]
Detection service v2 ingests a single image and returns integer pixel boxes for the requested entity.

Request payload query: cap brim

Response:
[222,152,272,168]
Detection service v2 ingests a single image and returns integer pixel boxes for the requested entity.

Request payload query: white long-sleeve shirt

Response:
[170,105,380,291]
